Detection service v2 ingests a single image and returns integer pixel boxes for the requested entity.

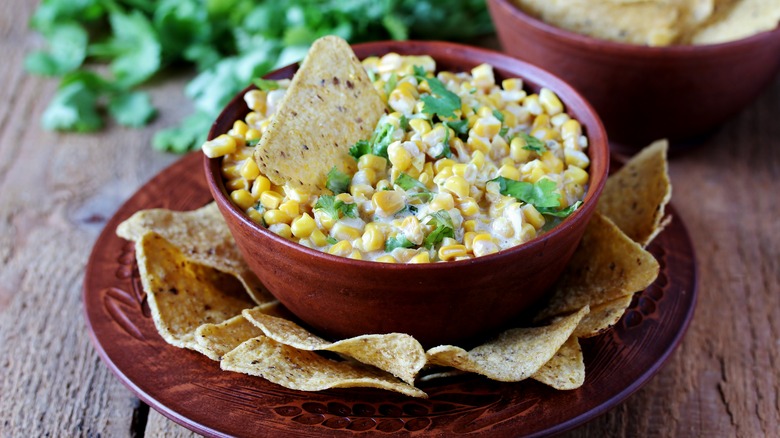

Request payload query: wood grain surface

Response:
[1,1,778,436]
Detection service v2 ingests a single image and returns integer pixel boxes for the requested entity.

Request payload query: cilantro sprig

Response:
[423,210,455,249]
[326,166,351,195]
[491,177,581,218]
[395,173,432,202]
[349,122,396,160]
[518,132,547,154]
[413,66,461,119]
[314,195,358,219]
[385,235,416,251]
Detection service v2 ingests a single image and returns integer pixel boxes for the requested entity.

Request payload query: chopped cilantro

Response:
[385,235,415,251]
[384,72,397,96]
[399,114,409,131]
[434,126,452,159]
[395,173,432,202]
[326,166,351,195]
[315,195,358,219]
[538,201,583,218]
[492,109,504,123]
[252,78,279,91]
[370,122,395,159]
[491,177,561,209]
[518,132,547,154]
[108,91,157,128]
[326,236,339,245]
[444,119,469,135]
[349,139,371,160]
[499,126,509,138]
[413,65,461,119]
[246,138,260,147]
[366,69,377,82]
[423,210,455,249]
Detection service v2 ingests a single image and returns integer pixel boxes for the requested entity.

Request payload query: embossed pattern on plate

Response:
[84,152,697,437]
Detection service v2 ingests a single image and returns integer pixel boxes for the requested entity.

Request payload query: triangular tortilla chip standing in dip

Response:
[253,35,384,193]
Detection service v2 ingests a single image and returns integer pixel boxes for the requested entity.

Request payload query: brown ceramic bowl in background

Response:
[204,41,609,348]
[488,0,780,150]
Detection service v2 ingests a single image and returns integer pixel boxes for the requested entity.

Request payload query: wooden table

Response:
[2,2,778,436]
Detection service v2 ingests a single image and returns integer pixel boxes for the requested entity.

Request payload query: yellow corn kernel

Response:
[471,63,495,88]
[564,165,589,186]
[245,111,262,127]
[246,208,264,225]
[434,158,455,174]
[239,159,260,180]
[348,250,363,260]
[467,134,490,154]
[523,94,543,116]
[463,219,477,232]
[564,149,590,169]
[375,179,392,191]
[387,141,412,171]
[498,164,521,180]
[444,175,469,198]
[358,154,387,172]
[243,89,267,113]
[531,127,557,141]
[230,189,255,210]
[522,204,546,230]
[269,223,292,239]
[376,254,396,263]
[472,234,499,257]
[226,178,248,192]
[409,118,432,135]
[448,163,466,177]
[501,157,515,168]
[328,240,353,257]
[279,200,299,217]
[284,186,310,204]
[372,190,405,215]
[509,136,532,163]
[203,134,237,158]
[502,78,523,91]
[361,224,385,252]
[335,193,353,203]
[245,128,261,142]
[317,211,337,230]
[561,119,582,141]
[310,229,327,246]
[409,252,430,264]
[463,231,477,251]
[264,209,291,225]
[232,120,249,137]
[388,83,417,113]
[438,244,468,261]
[532,114,551,131]
[490,136,510,161]
[519,223,537,242]
[250,176,271,198]
[290,213,316,238]
[551,113,570,128]
[539,88,564,116]
[541,151,564,174]
[470,150,486,169]
[472,117,501,138]
[350,184,374,199]
[430,192,455,211]
[260,190,283,210]
[458,198,480,217]
[433,165,454,184]
[331,221,363,241]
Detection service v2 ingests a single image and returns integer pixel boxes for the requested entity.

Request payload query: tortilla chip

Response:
[135,232,256,350]
[221,336,427,398]
[117,203,273,304]
[253,35,384,192]
[242,308,426,385]
[692,0,780,44]
[573,294,634,338]
[193,314,263,361]
[531,336,585,390]
[425,307,588,382]
[597,139,672,247]
[535,213,659,320]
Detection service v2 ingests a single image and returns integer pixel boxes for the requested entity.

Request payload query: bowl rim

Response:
[490,0,780,56]
[204,40,609,271]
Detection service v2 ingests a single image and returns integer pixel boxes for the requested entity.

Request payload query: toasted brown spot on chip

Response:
[573,294,634,338]
[531,336,584,390]
[597,139,672,247]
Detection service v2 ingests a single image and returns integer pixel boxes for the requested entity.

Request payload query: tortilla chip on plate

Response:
[597,139,672,247]
[531,336,585,390]
[117,202,273,304]
[135,232,257,350]
[535,212,659,321]
[221,336,427,398]
[425,307,588,382]
[573,294,635,338]
[242,308,426,385]
[253,35,384,193]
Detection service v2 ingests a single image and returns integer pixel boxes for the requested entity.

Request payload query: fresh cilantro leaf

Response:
[492,109,504,123]
[326,166,351,195]
[413,65,461,119]
[370,122,395,159]
[41,80,102,132]
[399,115,409,131]
[491,176,561,209]
[384,72,397,96]
[385,235,415,251]
[518,132,547,154]
[152,111,212,153]
[538,201,583,218]
[435,126,452,159]
[326,236,339,245]
[395,173,432,202]
[315,195,357,219]
[444,119,469,135]
[366,69,377,82]
[423,210,455,249]
[108,91,157,127]
[253,78,280,91]
[381,13,408,40]
[499,126,509,138]
[24,22,88,76]
[349,140,371,160]
[246,138,260,147]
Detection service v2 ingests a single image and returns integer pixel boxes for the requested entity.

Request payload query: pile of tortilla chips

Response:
[116,140,672,398]
[514,0,780,46]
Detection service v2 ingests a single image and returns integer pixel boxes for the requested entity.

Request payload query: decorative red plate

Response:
[84,152,697,437]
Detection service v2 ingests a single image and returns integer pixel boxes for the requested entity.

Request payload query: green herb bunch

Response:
[26,0,493,153]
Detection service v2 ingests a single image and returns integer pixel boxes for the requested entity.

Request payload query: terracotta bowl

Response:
[204,41,609,348]
[488,0,780,150]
